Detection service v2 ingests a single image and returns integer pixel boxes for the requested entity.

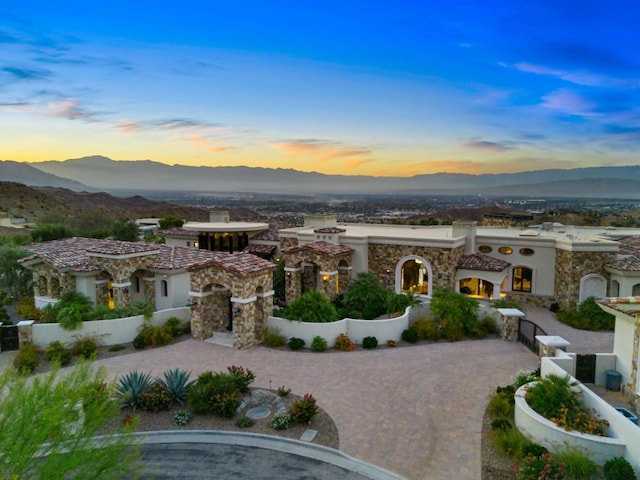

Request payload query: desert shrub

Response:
[263,327,286,348]
[517,452,564,480]
[491,425,529,459]
[430,288,479,335]
[288,337,306,350]
[603,456,635,480]
[172,410,191,426]
[187,371,242,418]
[520,443,548,459]
[158,368,194,405]
[235,416,254,428]
[271,413,292,430]
[554,446,599,480]
[44,340,71,366]
[556,297,615,331]
[478,316,498,335]
[310,335,327,352]
[16,295,39,320]
[132,334,146,350]
[440,317,464,342]
[227,365,255,393]
[277,385,291,397]
[362,336,378,349]
[14,342,40,374]
[410,317,440,341]
[491,418,512,431]
[289,393,318,423]
[386,339,398,347]
[163,317,184,337]
[487,392,515,418]
[280,290,339,323]
[115,371,153,410]
[138,322,173,347]
[401,328,419,343]
[138,382,173,412]
[108,344,125,352]
[333,333,354,351]
[71,335,99,359]
[339,272,390,319]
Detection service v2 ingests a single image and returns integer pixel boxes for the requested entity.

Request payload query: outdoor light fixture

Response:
[322,274,331,282]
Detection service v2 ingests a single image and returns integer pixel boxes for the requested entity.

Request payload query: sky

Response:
[1,1,640,177]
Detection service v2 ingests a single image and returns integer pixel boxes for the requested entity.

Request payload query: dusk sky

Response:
[2,1,640,177]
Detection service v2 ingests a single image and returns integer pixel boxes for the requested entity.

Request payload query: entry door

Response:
[575,354,596,384]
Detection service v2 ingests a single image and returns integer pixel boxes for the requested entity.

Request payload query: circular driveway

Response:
[96,337,538,480]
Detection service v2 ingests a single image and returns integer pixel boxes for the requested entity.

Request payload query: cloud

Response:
[513,62,634,88]
[462,139,514,152]
[541,89,597,117]
[269,139,372,162]
[117,117,225,133]
[1,66,51,81]
[47,100,98,121]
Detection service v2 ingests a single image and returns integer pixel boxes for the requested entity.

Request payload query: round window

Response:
[519,248,535,256]
[498,246,513,255]
[478,245,492,253]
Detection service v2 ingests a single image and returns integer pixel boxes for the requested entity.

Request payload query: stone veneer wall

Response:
[279,238,299,250]
[553,250,615,308]
[631,324,640,413]
[505,292,555,308]
[90,255,158,308]
[367,244,465,292]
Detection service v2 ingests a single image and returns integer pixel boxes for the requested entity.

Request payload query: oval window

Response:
[478,245,492,253]
[498,246,513,255]
[519,248,535,256]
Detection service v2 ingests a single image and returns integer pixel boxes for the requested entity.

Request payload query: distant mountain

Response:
[18,155,640,198]
[0,160,91,190]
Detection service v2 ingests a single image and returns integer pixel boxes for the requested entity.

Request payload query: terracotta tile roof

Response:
[314,227,346,234]
[0,226,29,235]
[160,228,197,237]
[213,253,276,276]
[457,253,510,272]
[610,253,640,272]
[251,228,280,241]
[284,241,353,256]
[617,236,640,255]
[598,297,640,316]
[86,242,161,256]
[244,244,277,256]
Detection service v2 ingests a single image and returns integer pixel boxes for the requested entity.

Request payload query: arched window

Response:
[512,267,533,293]
[400,259,429,294]
[161,280,168,297]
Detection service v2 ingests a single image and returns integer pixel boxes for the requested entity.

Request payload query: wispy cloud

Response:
[1,66,51,81]
[269,139,372,162]
[461,138,514,152]
[513,62,634,88]
[0,96,100,122]
[541,89,597,117]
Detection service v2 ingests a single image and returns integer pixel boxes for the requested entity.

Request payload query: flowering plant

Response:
[227,365,255,393]
[386,339,398,347]
[334,333,355,351]
[517,452,564,480]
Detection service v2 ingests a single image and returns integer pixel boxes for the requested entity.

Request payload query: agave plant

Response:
[158,368,194,405]
[115,371,153,410]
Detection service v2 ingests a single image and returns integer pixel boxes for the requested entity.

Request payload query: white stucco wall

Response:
[613,316,636,389]
[155,272,190,310]
[75,276,97,305]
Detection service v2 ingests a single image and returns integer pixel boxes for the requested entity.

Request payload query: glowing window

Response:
[512,267,533,293]
[498,246,513,255]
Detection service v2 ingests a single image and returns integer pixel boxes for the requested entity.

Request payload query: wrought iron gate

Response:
[517,318,547,353]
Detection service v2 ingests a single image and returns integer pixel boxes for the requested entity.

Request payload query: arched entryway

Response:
[301,262,319,295]
[579,274,606,303]
[395,255,432,296]
[459,278,494,298]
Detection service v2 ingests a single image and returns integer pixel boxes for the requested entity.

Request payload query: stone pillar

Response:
[500,315,519,341]
[95,280,109,306]
[319,271,338,300]
[112,282,131,308]
[285,267,301,302]
[536,336,570,359]
[338,267,352,295]
[231,297,257,349]
[17,320,34,346]
[144,277,156,307]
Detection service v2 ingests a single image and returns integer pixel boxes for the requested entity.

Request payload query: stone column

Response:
[285,267,301,302]
[17,320,35,346]
[319,271,338,300]
[500,315,519,341]
[144,276,156,307]
[112,282,131,308]
[231,297,257,349]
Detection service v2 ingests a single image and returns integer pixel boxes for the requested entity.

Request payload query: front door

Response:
[575,354,596,384]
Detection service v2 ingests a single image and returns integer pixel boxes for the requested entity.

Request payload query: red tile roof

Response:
[313,227,346,234]
[251,228,280,241]
[244,244,277,256]
[283,241,353,256]
[160,228,198,237]
[618,236,640,256]
[610,253,640,272]
[457,253,510,272]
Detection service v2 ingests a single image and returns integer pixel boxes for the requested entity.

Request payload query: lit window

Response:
[498,246,513,255]
[512,267,532,293]
[478,245,492,253]
[519,248,535,256]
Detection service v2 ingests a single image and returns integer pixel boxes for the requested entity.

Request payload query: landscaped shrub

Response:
[410,317,440,341]
[288,337,305,350]
[440,317,464,342]
[138,382,173,412]
[235,416,255,428]
[50,291,94,330]
[478,316,498,335]
[44,340,71,366]
[386,339,398,347]
[116,371,153,410]
[603,456,635,480]
[227,365,255,393]
[554,446,599,480]
[277,385,291,397]
[430,288,479,336]
[491,425,530,458]
[172,410,191,426]
[401,328,419,343]
[362,336,378,349]
[70,335,99,359]
[289,393,318,424]
[490,418,512,431]
[187,371,242,418]
[487,391,515,418]
[14,342,40,374]
[16,295,39,320]
[263,327,286,347]
[556,296,615,331]
[333,333,354,351]
[280,290,339,323]
[517,452,564,480]
[310,335,327,352]
[491,299,525,312]
[158,368,194,405]
[108,344,126,352]
[138,322,173,347]
[385,291,420,316]
[549,302,560,313]
[513,369,540,389]
[163,317,184,337]
[271,413,292,430]
[339,272,390,319]
[520,443,548,459]
[132,334,146,350]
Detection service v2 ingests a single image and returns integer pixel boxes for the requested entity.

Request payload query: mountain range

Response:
[1,155,639,198]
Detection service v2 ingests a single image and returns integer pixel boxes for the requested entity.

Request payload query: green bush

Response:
[487,392,515,418]
[556,297,615,331]
[172,410,191,426]
[132,334,146,350]
[520,443,548,459]
[385,292,420,315]
[491,425,529,459]
[263,327,286,347]
[108,344,126,352]
[401,328,419,343]
[554,446,599,480]
[158,368,194,405]
[280,290,339,323]
[271,413,292,430]
[310,335,327,352]
[603,457,636,480]
[490,418,512,431]
[410,317,440,341]
[491,299,525,311]
[289,393,318,424]
[138,382,173,412]
[430,289,479,335]
[14,342,40,374]
[440,317,464,342]
[163,317,184,337]
[227,365,255,393]
[478,316,498,335]
[16,296,39,320]
[138,323,174,347]
[115,371,153,410]
[187,371,242,418]
[339,272,390,319]
[235,416,254,428]
[288,337,305,350]
[517,452,564,480]
[71,336,99,359]
[362,336,378,349]
[44,340,71,366]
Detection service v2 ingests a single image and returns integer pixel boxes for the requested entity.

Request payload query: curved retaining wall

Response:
[31,307,191,347]
[267,307,410,348]
[514,382,626,464]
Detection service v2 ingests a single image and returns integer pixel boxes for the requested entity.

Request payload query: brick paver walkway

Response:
[95,338,538,480]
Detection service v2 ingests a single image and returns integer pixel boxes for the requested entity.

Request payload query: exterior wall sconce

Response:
[194,242,199,248]
[322,274,331,282]
[232,307,241,315]
[285,271,292,277]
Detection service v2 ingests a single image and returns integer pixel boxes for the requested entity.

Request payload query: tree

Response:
[340,272,390,319]
[158,216,184,230]
[281,290,339,323]
[31,223,75,242]
[0,244,31,298]
[0,363,142,479]
[111,220,139,242]
[429,288,479,333]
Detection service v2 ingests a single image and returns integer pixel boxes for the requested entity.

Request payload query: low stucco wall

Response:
[32,307,190,347]
[267,307,410,348]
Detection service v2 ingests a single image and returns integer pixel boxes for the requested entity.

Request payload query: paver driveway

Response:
[96,338,538,480]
